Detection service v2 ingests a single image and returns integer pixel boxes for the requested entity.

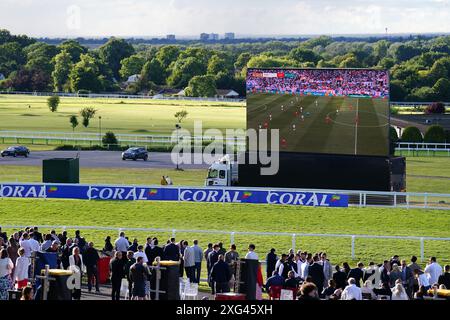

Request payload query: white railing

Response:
[1,224,448,263]
[0,130,246,146]
[395,142,450,156]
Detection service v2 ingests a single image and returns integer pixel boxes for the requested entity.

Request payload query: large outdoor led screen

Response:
[246,68,390,157]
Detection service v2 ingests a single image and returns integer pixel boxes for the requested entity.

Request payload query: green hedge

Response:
[401,126,423,142]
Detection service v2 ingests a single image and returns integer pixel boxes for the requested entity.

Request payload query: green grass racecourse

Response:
[0,157,448,193]
[0,95,245,135]
[0,200,449,265]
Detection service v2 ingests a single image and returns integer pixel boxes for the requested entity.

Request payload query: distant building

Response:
[224,33,235,40]
[166,34,176,40]
[209,33,219,41]
[200,33,209,41]
[125,74,140,84]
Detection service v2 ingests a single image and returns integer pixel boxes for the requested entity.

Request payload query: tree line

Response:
[1,29,449,100]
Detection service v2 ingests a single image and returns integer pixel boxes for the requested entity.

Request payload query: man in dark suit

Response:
[147,238,164,265]
[33,226,43,243]
[162,238,180,261]
[308,255,325,295]
[400,259,414,298]
[438,265,450,289]
[333,264,347,290]
[210,255,231,294]
[84,242,100,293]
[348,262,364,287]
[110,251,125,300]
[207,244,220,292]
[266,248,277,279]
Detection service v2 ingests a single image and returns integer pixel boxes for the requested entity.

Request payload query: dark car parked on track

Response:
[1,146,30,157]
[122,147,148,161]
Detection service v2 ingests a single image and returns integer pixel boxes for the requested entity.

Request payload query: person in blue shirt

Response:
[265,270,284,292]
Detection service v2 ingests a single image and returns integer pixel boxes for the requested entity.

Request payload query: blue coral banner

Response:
[0,183,348,207]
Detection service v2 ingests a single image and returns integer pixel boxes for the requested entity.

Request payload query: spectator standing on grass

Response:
[245,244,258,260]
[265,270,284,292]
[342,262,351,278]
[341,278,362,300]
[322,279,337,299]
[424,257,442,286]
[207,244,220,289]
[128,239,139,253]
[7,238,19,272]
[321,253,333,288]
[408,256,421,275]
[124,251,135,300]
[129,256,150,300]
[400,259,414,298]
[178,240,186,277]
[204,243,213,279]
[84,242,100,293]
[33,227,43,243]
[114,232,129,259]
[163,238,180,261]
[210,255,231,294]
[61,238,74,269]
[348,262,364,287]
[75,230,87,253]
[308,255,325,294]
[218,242,226,256]
[438,265,450,288]
[183,241,196,283]
[148,238,163,265]
[266,248,277,279]
[110,251,125,300]
[14,248,30,290]
[414,269,431,291]
[284,271,299,290]
[192,240,203,284]
[41,234,53,252]
[133,245,148,264]
[103,236,113,255]
[69,246,85,300]
[363,262,376,284]
[333,264,347,290]
[389,264,402,287]
[224,244,239,282]
[0,249,14,300]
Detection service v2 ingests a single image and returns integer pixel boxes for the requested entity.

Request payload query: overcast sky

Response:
[0,0,449,37]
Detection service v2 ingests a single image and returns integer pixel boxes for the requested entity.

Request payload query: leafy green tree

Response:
[69,54,103,93]
[155,45,180,69]
[69,115,79,132]
[9,68,51,91]
[140,58,165,86]
[174,109,188,123]
[393,44,422,62]
[102,131,118,146]
[408,86,434,101]
[52,50,72,91]
[24,42,59,74]
[58,40,87,62]
[184,75,216,97]
[119,54,144,79]
[432,78,450,101]
[247,55,297,68]
[338,53,361,68]
[234,52,252,70]
[167,57,207,88]
[373,40,390,60]
[424,125,446,143]
[79,107,97,127]
[207,55,229,75]
[0,42,26,76]
[98,38,135,79]
[401,126,423,142]
[47,95,60,112]
[289,47,320,64]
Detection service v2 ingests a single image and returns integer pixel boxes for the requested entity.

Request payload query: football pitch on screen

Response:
[247,93,390,156]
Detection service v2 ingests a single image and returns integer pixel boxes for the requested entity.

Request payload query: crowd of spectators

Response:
[246,69,389,98]
[0,226,448,301]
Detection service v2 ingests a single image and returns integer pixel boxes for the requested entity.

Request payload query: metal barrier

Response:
[0,130,246,147]
[1,224,449,263]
